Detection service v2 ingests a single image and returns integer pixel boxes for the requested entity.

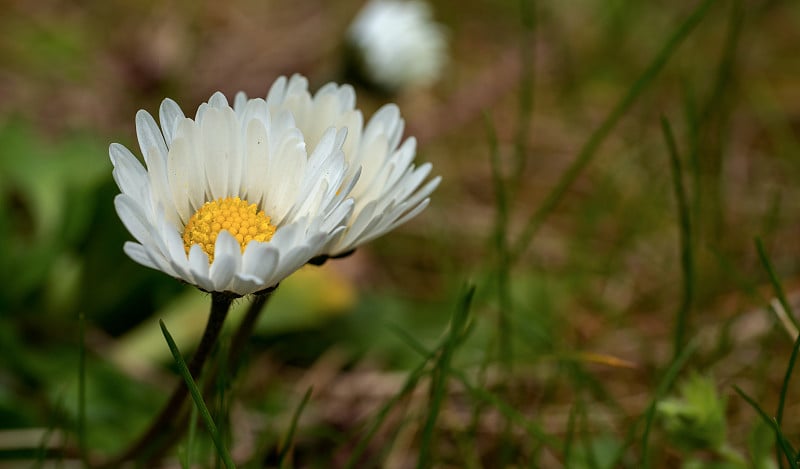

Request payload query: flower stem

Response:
[106,292,235,467]
[226,289,273,371]
[128,289,276,464]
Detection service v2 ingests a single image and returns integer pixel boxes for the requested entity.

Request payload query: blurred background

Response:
[2,0,800,467]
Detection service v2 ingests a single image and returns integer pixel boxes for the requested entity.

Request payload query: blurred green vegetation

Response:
[1,0,800,467]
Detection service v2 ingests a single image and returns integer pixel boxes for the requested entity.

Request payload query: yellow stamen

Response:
[183,196,276,262]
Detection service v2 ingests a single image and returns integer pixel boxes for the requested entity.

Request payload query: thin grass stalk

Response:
[485,115,513,369]
[78,313,87,468]
[486,111,518,467]
[108,292,235,466]
[227,291,272,372]
[733,385,797,468]
[756,238,800,333]
[389,308,558,457]
[449,368,558,450]
[563,404,577,466]
[691,0,744,243]
[510,0,536,193]
[417,286,475,469]
[577,398,600,469]
[160,320,237,469]
[510,0,718,261]
[277,386,313,468]
[662,117,695,360]
[776,331,800,468]
[343,355,432,468]
[485,113,518,467]
[777,333,800,430]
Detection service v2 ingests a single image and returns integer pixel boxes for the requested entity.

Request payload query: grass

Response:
[2,0,800,467]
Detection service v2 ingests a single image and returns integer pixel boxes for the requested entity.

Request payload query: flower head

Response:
[248,75,441,258]
[347,0,447,91]
[111,85,357,295]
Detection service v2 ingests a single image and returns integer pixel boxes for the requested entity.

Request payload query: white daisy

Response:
[110,87,358,296]
[241,74,441,259]
[347,0,448,91]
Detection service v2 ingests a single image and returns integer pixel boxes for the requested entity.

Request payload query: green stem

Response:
[510,0,717,261]
[227,290,272,372]
[144,290,276,464]
[161,320,237,469]
[105,292,235,467]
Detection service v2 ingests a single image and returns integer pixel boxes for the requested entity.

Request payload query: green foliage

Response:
[657,373,728,452]
[0,119,107,310]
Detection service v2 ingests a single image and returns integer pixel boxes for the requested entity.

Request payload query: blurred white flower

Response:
[347,0,447,91]
[110,84,358,295]
[241,74,441,258]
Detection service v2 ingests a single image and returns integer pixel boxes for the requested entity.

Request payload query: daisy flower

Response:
[243,74,441,259]
[347,0,448,91]
[110,86,358,296]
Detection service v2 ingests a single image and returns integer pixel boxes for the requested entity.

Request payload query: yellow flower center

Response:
[182,196,276,262]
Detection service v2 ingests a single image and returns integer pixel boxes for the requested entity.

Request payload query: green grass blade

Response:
[277,386,313,468]
[160,320,236,469]
[181,393,199,469]
[563,404,577,468]
[511,0,718,261]
[78,312,87,468]
[640,339,697,468]
[449,368,558,450]
[417,285,476,469]
[661,117,695,360]
[756,237,800,334]
[511,0,536,190]
[344,357,432,468]
[733,385,797,468]
[775,332,800,469]
[777,333,800,427]
[486,116,514,369]
[577,398,600,469]
[345,286,479,469]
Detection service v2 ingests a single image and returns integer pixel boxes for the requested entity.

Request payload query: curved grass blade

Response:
[277,386,313,468]
[417,285,476,469]
[756,237,800,335]
[734,385,797,468]
[661,117,695,360]
[511,0,718,261]
[160,320,236,469]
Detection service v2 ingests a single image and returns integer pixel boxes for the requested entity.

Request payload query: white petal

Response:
[159,98,185,146]
[208,91,229,109]
[241,242,279,282]
[209,230,241,291]
[124,240,177,278]
[160,222,192,279]
[114,194,156,246]
[109,143,148,200]
[201,107,232,200]
[233,91,249,113]
[173,119,206,212]
[123,241,159,270]
[229,273,266,296]
[265,75,289,106]
[188,244,214,291]
[136,110,168,168]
